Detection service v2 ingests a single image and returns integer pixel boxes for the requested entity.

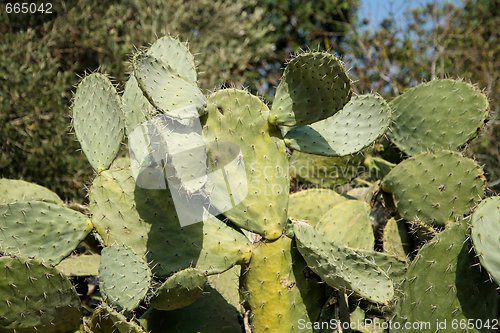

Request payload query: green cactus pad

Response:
[207,266,241,310]
[99,245,151,312]
[269,52,351,126]
[89,304,146,333]
[203,89,289,239]
[388,79,489,156]
[72,73,124,172]
[288,188,347,226]
[151,268,207,311]
[90,166,252,276]
[140,286,241,333]
[394,223,498,331]
[0,256,81,332]
[290,151,363,187]
[0,201,93,265]
[293,222,394,305]
[121,75,152,135]
[240,236,324,332]
[382,218,410,260]
[147,35,197,83]
[470,196,500,285]
[0,179,63,205]
[359,250,408,288]
[284,94,392,157]
[55,254,100,276]
[382,150,485,227]
[133,53,206,120]
[316,200,375,251]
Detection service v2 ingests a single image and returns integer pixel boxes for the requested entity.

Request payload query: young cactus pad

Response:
[150,268,207,311]
[269,51,351,126]
[382,150,485,227]
[315,200,375,251]
[470,196,500,285]
[72,73,124,172]
[288,188,348,226]
[284,94,392,157]
[388,79,489,156]
[99,245,152,312]
[133,53,206,120]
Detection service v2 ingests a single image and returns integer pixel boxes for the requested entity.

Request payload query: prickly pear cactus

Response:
[203,89,289,240]
[3,34,497,333]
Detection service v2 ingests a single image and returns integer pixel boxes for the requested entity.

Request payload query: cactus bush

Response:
[0,35,498,333]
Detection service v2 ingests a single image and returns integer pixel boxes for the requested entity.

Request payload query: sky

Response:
[358,0,462,30]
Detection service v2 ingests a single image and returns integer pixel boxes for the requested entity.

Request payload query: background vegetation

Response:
[0,0,497,202]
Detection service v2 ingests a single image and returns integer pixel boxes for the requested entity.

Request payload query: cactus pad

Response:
[151,268,207,311]
[470,196,500,285]
[147,35,197,83]
[0,179,63,205]
[72,73,124,172]
[0,256,81,332]
[90,166,252,276]
[395,223,498,331]
[133,53,206,120]
[121,75,152,135]
[207,266,241,310]
[269,52,351,126]
[141,286,242,333]
[290,151,363,187]
[99,245,151,312]
[0,201,93,265]
[316,200,375,251]
[388,79,489,156]
[203,89,289,239]
[284,94,392,156]
[382,150,485,227]
[293,222,394,304]
[240,236,324,332]
[55,254,100,276]
[288,188,347,226]
[382,218,410,260]
[89,304,147,333]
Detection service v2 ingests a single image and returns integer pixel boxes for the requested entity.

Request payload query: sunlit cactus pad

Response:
[270,51,351,126]
[388,79,488,155]
[382,150,485,227]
